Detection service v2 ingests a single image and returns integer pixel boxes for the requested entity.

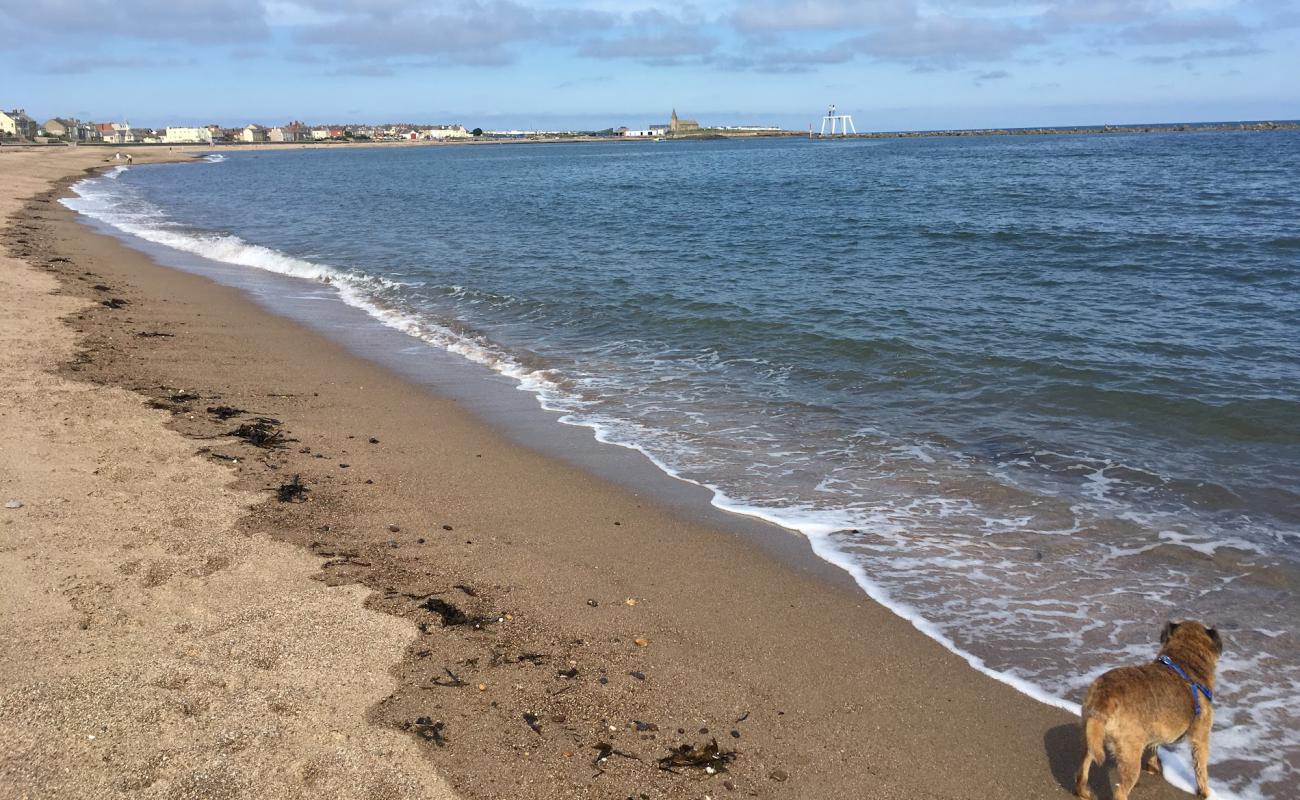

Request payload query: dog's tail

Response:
[1083,713,1107,766]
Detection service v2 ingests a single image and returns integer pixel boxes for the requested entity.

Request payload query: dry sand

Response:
[0,150,459,799]
[0,145,1193,799]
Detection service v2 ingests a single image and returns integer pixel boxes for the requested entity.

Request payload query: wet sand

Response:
[0,146,1191,799]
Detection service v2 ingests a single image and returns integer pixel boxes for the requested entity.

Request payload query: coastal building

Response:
[1,109,39,139]
[420,124,471,140]
[310,128,331,140]
[164,127,215,144]
[240,124,268,143]
[41,118,73,138]
[41,117,98,141]
[94,122,135,144]
[621,128,652,137]
[668,109,700,135]
[269,122,308,142]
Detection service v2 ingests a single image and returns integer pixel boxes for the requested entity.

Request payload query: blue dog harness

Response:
[1156,655,1214,716]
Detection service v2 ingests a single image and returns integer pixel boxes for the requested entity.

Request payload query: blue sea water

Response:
[67,133,1300,798]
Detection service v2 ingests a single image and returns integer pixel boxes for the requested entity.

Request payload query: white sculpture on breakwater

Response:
[819,104,856,136]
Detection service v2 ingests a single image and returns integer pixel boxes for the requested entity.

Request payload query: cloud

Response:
[577,9,718,63]
[1042,0,1163,29]
[579,32,718,61]
[0,0,269,43]
[0,0,1287,78]
[327,62,395,76]
[41,55,197,74]
[850,14,1042,66]
[292,0,614,66]
[1121,13,1252,44]
[730,0,914,33]
[1134,43,1266,63]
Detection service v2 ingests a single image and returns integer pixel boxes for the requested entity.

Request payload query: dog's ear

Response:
[1160,621,1180,644]
[1207,627,1223,654]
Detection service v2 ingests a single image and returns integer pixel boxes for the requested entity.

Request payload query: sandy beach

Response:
[0,146,1194,800]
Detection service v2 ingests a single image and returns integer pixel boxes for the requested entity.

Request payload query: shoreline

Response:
[2,148,1194,798]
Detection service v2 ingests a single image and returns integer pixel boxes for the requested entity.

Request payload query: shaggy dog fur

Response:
[1076,621,1223,800]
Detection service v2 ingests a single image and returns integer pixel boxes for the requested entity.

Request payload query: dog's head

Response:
[1159,620,1223,678]
[1161,620,1222,654]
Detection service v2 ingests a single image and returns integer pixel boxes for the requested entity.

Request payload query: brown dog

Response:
[1075,620,1222,800]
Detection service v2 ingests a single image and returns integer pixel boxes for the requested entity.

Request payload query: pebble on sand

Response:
[4,500,23,509]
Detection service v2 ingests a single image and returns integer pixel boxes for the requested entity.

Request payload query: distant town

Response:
[2,104,1296,146]
[0,107,786,145]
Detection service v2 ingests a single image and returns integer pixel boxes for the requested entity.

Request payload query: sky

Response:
[2,0,1297,130]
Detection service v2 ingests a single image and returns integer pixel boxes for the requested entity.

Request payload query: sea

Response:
[64,132,1299,799]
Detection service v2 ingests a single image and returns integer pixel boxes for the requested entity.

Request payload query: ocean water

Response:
[66,134,1299,799]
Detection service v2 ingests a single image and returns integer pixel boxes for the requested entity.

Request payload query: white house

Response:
[164,127,215,144]
[420,124,471,140]
[621,129,652,137]
[95,122,135,144]
[240,124,268,143]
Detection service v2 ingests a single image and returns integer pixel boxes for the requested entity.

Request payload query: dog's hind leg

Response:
[1075,714,1106,799]
[1143,746,1162,775]
[1111,737,1143,800]
[1075,750,1095,800]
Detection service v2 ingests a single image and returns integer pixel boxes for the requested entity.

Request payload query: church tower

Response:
[670,109,679,132]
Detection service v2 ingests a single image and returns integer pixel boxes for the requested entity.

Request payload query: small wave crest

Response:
[60,169,580,431]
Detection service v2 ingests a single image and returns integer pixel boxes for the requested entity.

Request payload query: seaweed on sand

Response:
[406,717,447,746]
[228,418,289,448]
[593,742,639,767]
[419,596,495,629]
[657,739,736,773]
[431,667,467,688]
[276,474,309,503]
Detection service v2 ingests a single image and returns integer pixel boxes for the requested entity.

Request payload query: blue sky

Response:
[2,0,1296,130]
